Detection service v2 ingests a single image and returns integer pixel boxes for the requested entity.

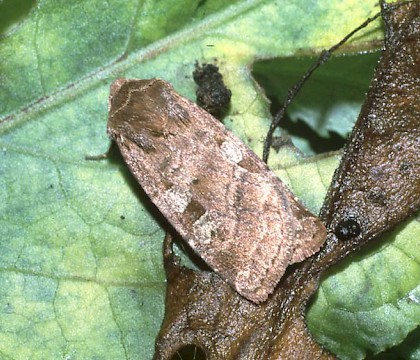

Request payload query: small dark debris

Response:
[193,62,232,119]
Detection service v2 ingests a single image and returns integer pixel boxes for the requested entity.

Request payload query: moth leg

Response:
[85,141,116,160]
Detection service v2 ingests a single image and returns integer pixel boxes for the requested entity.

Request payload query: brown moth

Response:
[107,78,326,303]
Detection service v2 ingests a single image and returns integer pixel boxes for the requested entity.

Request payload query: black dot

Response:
[334,219,361,240]
[120,215,125,220]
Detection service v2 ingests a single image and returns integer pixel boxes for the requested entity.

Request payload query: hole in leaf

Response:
[0,0,36,36]
[171,344,207,360]
[252,52,380,155]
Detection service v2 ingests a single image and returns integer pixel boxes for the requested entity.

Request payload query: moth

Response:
[107,78,326,303]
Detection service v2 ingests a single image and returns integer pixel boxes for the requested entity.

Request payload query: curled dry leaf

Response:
[154,1,420,359]
[315,0,420,271]
[153,234,333,360]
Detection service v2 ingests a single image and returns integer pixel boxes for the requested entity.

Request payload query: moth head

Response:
[107,79,189,150]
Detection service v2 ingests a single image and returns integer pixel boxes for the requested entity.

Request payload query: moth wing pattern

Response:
[107,78,326,303]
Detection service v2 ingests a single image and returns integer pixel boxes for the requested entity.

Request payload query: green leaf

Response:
[1,0,418,359]
[307,218,420,360]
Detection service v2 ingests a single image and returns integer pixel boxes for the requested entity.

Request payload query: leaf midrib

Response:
[0,0,267,132]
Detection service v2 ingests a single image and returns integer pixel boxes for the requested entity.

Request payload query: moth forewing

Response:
[107,78,326,303]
